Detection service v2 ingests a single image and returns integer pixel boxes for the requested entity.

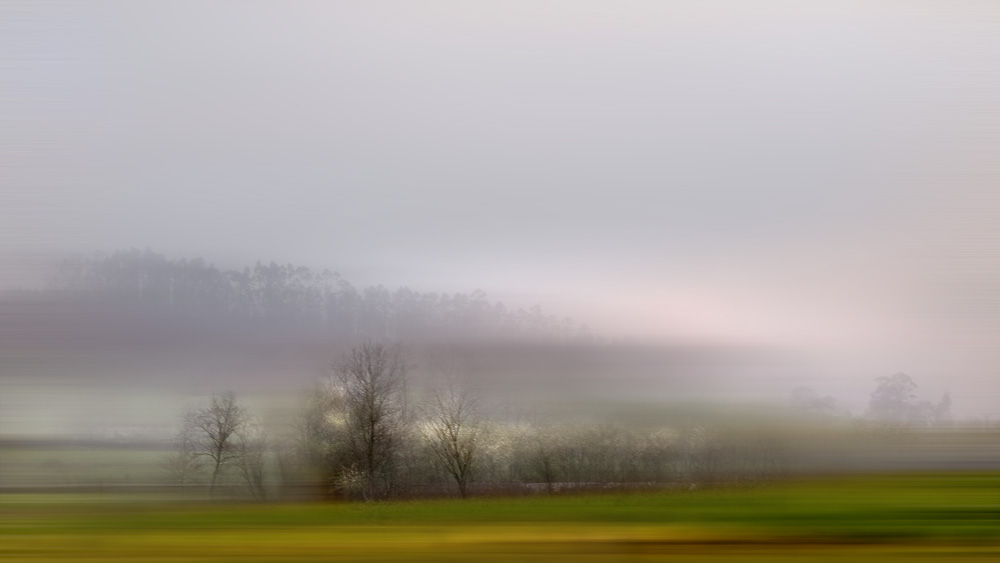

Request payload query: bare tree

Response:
[162,423,204,489]
[335,342,406,500]
[422,384,479,497]
[186,391,248,494]
[233,420,268,501]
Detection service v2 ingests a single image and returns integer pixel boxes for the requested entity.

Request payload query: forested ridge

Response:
[36,248,590,343]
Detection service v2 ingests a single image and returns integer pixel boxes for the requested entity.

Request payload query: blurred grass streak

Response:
[2,472,998,561]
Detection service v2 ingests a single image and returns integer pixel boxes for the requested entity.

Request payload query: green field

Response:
[2,472,998,562]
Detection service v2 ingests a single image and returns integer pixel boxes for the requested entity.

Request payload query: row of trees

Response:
[283,342,488,500]
[167,344,477,500]
[168,343,793,501]
[169,345,957,502]
[48,249,590,342]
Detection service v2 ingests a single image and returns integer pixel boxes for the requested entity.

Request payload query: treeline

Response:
[169,343,788,502]
[167,348,965,502]
[46,249,590,342]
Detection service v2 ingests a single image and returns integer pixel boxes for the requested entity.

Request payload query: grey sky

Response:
[3,1,1000,417]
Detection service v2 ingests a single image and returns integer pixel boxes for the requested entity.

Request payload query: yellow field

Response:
[3,473,999,561]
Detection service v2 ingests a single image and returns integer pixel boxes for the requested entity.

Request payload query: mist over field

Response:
[4,6,1000,562]
[2,0,999,497]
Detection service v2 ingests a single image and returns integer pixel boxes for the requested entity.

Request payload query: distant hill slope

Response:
[15,248,592,344]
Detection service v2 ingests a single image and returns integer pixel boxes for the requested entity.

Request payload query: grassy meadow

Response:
[2,472,998,562]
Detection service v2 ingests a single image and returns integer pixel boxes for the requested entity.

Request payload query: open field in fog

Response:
[2,472,998,562]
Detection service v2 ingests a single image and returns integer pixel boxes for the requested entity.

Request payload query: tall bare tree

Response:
[422,384,479,497]
[186,391,248,494]
[335,342,406,500]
